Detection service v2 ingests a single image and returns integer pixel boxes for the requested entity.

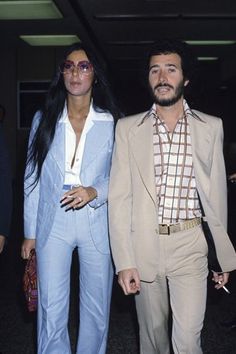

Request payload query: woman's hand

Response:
[60,186,97,210]
[21,239,36,259]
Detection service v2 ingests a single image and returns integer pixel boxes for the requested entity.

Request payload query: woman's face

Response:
[62,49,94,98]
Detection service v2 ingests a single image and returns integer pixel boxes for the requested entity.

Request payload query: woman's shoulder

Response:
[92,106,114,122]
[32,110,42,123]
[29,110,43,133]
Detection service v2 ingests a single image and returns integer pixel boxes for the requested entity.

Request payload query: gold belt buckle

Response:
[161,224,171,235]
[159,224,171,235]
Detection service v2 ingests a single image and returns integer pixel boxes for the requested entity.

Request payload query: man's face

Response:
[148,53,189,107]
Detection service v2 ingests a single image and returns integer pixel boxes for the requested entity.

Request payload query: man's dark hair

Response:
[147,39,197,81]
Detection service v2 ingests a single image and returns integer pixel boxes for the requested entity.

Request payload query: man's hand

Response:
[229,173,236,183]
[0,235,5,253]
[212,271,229,290]
[21,239,36,259]
[118,268,141,295]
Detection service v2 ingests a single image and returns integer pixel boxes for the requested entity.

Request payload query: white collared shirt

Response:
[60,103,112,185]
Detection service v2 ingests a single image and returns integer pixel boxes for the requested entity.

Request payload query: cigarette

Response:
[218,281,230,294]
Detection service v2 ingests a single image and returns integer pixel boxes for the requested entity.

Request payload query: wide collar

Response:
[50,103,113,174]
[129,101,212,203]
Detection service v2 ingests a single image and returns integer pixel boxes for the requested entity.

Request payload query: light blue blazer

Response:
[24,105,114,253]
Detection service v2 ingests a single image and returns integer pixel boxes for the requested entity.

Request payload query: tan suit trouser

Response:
[135,224,209,354]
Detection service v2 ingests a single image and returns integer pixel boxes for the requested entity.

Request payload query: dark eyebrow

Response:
[165,63,178,68]
[149,63,178,71]
[149,64,159,71]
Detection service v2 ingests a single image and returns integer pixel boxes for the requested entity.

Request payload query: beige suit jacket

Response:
[108,109,236,281]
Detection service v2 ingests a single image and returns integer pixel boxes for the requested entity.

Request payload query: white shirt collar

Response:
[59,101,112,124]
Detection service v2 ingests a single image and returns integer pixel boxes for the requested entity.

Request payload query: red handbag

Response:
[23,249,37,312]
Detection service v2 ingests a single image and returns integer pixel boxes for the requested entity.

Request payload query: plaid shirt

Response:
[150,100,202,224]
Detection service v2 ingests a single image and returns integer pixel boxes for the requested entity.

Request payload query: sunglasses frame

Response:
[59,60,93,75]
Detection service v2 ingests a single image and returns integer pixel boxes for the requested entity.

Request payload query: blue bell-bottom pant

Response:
[36,201,113,354]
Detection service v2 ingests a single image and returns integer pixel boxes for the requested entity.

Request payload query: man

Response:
[108,39,236,354]
[0,120,12,253]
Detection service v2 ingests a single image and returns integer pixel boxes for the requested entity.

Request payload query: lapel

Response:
[188,112,212,197]
[50,121,65,174]
[129,113,157,206]
[129,109,213,205]
[49,109,113,178]
[81,119,112,172]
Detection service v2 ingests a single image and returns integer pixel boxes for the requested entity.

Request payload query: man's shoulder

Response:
[192,109,222,125]
[117,111,149,128]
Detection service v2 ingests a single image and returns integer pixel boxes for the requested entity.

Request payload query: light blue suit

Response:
[24,105,114,354]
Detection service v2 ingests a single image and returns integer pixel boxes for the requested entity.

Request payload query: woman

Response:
[21,42,120,354]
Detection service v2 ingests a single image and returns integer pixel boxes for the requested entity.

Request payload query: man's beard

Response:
[150,79,185,107]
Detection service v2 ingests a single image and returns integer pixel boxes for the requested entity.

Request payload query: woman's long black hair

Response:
[26,42,121,187]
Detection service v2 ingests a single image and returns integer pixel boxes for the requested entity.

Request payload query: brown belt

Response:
[158,217,202,235]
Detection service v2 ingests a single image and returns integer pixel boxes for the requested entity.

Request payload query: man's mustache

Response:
[154,83,174,90]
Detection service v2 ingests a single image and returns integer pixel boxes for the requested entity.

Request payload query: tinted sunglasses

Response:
[59,60,93,75]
